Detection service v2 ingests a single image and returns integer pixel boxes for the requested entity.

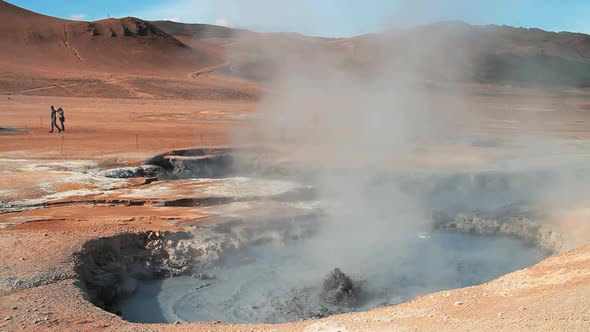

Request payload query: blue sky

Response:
[6,0,590,37]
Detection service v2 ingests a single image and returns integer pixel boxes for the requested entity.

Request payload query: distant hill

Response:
[0,1,223,77]
[2,0,590,95]
[372,21,590,86]
[150,20,237,40]
[155,19,590,86]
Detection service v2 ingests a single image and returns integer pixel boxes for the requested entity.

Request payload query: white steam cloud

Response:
[224,1,590,271]
[69,13,87,21]
[214,18,232,27]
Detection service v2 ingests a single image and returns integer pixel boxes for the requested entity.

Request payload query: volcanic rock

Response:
[320,268,357,307]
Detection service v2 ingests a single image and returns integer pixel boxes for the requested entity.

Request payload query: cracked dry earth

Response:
[0,150,590,332]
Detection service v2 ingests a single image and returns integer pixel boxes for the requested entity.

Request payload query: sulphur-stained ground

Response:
[1,92,590,331]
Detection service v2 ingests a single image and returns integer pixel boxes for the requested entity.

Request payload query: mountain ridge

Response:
[3,0,590,93]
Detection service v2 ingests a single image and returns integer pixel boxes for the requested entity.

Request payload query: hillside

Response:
[370,21,590,85]
[150,20,237,40]
[154,19,590,86]
[0,1,223,77]
[3,0,590,97]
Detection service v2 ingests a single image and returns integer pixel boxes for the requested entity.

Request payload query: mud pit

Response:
[69,149,561,325]
[74,218,547,325]
[116,229,545,324]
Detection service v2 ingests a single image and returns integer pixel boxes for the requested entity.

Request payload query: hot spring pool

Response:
[119,231,546,324]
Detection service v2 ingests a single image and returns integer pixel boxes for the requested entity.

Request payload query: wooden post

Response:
[40,116,43,129]
[61,136,64,154]
[200,133,203,146]
[136,134,139,149]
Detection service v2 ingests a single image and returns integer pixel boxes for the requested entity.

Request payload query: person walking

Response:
[49,106,61,133]
[57,107,65,132]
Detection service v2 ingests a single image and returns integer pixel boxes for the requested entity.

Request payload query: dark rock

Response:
[167,154,234,179]
[320,268,357,307]
[144,147,291,179]
[97,165,161,178]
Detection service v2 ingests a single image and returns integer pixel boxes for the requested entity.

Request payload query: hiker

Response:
[49,106,61,133]
[57,107,65,132]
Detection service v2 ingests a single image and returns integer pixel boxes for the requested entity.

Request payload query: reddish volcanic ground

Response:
[1,1,590,331]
